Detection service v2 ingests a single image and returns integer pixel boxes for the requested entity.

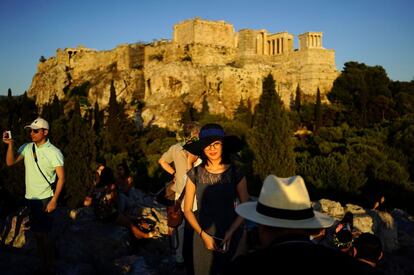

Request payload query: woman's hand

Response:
[201,231,217,251]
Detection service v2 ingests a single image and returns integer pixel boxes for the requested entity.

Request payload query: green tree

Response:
[314,88,322,132]
[294,85,302,113]
[18,92,37,125]
[247,74,296,183]
[233,99,254,130]
[101,81,133,154]
[328,62,392,127]
[41,95,63,127]
[64,100,96,208]
[7,88,16,129]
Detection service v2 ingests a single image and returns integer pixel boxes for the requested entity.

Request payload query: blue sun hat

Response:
[182,123,242,156]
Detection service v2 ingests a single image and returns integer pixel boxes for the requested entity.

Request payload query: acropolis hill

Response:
[28,17,339,129]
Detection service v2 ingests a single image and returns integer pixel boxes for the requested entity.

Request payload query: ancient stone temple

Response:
[28,17,339,129]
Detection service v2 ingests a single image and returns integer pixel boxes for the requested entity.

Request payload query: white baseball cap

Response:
[24,117,49,130]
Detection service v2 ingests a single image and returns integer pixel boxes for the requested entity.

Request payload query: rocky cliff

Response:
[28,18,339,130]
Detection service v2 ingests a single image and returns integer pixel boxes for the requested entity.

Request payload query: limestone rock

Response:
[27,18,339,131]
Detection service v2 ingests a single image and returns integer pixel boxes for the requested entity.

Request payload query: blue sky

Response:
[0,0,413,95]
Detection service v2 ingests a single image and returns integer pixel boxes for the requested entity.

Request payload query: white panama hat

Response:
[236,175,334,229]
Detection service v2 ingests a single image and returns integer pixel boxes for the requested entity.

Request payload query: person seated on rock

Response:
[115,162,135,214]
[332,211,356,255]
[353,233,384,274]
[372,195,387,212]
[83,167,153,239]
[333,227,354,255]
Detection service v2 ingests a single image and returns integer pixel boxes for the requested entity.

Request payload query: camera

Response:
[4,130,12,139]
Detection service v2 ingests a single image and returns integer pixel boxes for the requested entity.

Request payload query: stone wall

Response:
[173,17,236,48]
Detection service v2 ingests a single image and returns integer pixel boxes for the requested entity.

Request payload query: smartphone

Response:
[220,241,227,252]
[4,130,12,139]
[214,237,228,253]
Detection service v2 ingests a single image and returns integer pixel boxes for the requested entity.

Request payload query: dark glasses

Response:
[30,129,41,133]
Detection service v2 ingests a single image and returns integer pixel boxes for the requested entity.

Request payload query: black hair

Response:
[96,157,106,167]
[354,233,383,263]
[98,167,115,187]
[334,229,353,249]
[117,163,131,177]
[340,211,354,229]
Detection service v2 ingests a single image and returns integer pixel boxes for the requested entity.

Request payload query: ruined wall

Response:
[238,29,258,55]
[173,17,236,48]
[115,44,145,70]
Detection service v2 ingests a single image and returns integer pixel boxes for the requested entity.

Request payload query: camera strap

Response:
[32,143,54,191]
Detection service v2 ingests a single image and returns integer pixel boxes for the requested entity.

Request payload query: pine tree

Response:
[314,87,322,132]
[295,85,302,113]
[64,100,96,208]
[247,74,296,182]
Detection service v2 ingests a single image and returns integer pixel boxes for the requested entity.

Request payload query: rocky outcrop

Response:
[27,18,339,131]
[1,195,413,274]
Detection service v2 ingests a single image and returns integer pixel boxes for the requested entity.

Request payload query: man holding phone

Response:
[3,117,64,275]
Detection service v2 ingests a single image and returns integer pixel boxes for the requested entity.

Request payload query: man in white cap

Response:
[223,175,373,274]
[3,117,64,274]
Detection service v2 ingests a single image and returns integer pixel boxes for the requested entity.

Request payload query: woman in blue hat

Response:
[183,123,249,275]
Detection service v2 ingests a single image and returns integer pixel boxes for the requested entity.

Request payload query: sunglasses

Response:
[30,129,43,134]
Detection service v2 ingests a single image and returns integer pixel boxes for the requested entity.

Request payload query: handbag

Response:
[0,206,30,248]
[155,180,175,206]
[166,189,185,228]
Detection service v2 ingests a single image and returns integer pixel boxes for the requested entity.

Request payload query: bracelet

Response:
[199,229,203,237]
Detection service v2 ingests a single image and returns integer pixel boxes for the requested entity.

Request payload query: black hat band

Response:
[256,202,315,220]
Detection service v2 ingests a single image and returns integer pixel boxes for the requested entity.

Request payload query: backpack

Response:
[0,206,30,248]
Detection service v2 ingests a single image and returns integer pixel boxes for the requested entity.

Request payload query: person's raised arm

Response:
[3,132,23,166]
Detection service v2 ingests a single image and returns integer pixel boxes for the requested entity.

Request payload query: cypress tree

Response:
[18,92,37,125]
[247,74,296,182]
[7,89,16,129]
[295,85,302,113]
[41,95,63,126]
[102,81,134,154]
[64,99,96,208]
[314,87,322,132]
[234,99,254,129]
